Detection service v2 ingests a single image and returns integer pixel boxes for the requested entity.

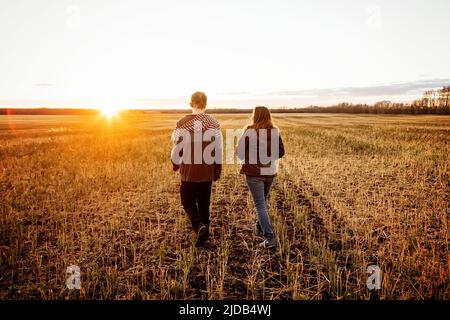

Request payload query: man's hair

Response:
[191,91,207,109]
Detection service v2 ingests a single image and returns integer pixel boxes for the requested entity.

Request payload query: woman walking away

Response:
[237,106,285,249]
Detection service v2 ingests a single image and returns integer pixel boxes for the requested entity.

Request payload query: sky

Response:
[0,0,449,109]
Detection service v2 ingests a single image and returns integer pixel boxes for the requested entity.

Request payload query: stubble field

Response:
[0,112,448,299]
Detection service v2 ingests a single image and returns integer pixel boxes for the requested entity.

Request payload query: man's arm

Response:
[171,128,183,171]
[214,128,223,181]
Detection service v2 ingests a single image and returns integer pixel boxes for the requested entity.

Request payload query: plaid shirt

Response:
[171,113,222,182]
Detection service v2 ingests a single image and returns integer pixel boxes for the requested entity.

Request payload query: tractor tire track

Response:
[273,174,358,299]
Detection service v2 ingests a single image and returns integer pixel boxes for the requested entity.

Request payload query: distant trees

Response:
[1,87,449,115]
[0,108,98,115]
[410,86,450,114]
[294,86,450,115]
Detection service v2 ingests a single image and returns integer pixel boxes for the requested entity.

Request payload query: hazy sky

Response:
[0,0,449,109]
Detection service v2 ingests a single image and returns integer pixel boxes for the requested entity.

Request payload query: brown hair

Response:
[247,106,276,130]
[190,91,207,109]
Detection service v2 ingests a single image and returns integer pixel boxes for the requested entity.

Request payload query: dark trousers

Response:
[180,181,212,232]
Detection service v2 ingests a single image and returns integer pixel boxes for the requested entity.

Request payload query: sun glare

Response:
[95,99,124,119]
[99,106,121,119]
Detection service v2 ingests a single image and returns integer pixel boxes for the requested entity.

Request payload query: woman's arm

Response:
[278,134,285,159]
[237,129,247,161]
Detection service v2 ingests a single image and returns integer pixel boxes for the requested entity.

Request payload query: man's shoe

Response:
[195,224,209,247]
[258,238,276,249]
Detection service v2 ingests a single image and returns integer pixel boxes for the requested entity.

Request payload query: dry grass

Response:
[0,112,449,299]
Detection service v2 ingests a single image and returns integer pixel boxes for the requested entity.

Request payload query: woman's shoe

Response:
[258,238,276,249]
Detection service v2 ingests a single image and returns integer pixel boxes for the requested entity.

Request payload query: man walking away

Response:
[171,91,222,247]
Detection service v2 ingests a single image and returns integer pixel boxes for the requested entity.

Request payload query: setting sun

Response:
[99,106,121,119]
[95,98,125,119]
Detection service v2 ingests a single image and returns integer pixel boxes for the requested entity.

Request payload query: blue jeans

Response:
[245,175,275,241]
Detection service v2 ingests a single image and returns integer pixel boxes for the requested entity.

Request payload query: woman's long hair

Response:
[246,106,276,130]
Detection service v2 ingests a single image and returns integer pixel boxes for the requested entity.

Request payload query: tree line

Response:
[1,86,449,115]
[281,86,450,115]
